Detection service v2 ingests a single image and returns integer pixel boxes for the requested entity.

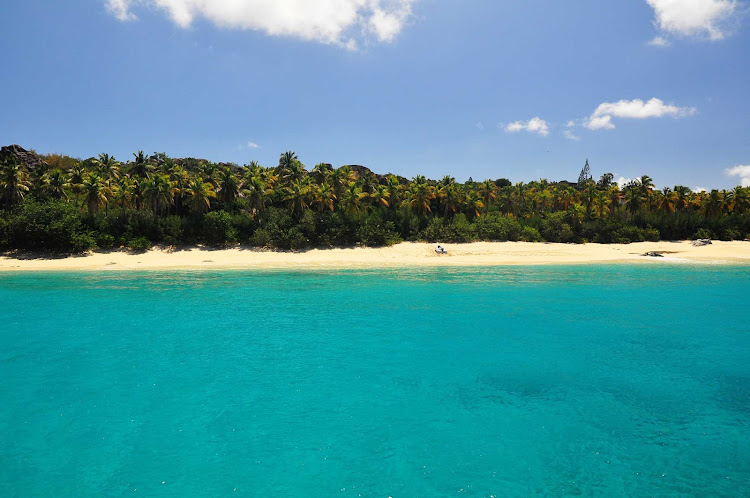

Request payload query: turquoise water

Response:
[1,265,749,497]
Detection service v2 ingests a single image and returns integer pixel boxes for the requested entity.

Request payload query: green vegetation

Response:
[1,148,748,253]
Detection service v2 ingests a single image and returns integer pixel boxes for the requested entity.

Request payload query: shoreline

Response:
[1,241,749,272]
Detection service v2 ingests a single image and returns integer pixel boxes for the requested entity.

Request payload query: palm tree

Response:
[438,177,461,217]
[384,174,402,210]
[185,178,216,214]
[144,174,174,216]
[369,185,390,210]
[407,176,435,217]
[593,190,610,219]
[94,153,120,182]
[674,186,691,212]
[217,168,241,206]
[68,163,86,195]
[703,190,725,218]
[282,178,311,217]
[0,158,31,207]
[81,172,109,216]
[277,151,306,183]
[311,163,332,184]
[478,179,497,214]
[340,183,367,216]
[656,187,676,213]
[41,169,69,200]
[624,184,644,217]
[310,183,336,212]
[130,150,152,179]
[244,174,271,218]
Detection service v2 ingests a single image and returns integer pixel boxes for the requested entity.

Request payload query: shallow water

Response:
[1,265,749,496]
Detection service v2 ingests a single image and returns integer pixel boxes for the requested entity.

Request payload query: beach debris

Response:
[642,251,664,257]
[692,239,712,247]
[435,244,448,254]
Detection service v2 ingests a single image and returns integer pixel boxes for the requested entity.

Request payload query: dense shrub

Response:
[539,212,575,243]
[474,213,522,241]
[419,214,475,243]
[692,228,715,240]
[356,213,401,247]
[201,211,237,246]
[3,200,95,253]
[128,236,151,252]
[519,226,542,242]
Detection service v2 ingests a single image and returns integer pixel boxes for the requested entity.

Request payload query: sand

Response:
[1,241,749,271]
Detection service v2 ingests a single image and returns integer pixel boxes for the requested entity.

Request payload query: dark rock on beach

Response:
[692,239,712,247]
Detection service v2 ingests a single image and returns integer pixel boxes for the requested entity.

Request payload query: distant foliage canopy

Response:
[0,147,748,253]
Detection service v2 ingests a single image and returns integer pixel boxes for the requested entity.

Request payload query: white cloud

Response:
[105,0,416,48]
[726,164,750,186]
[475,121,484,131]
[648,35,671,47]
[585,98,696,130]
[107,0,137,21]
[563,130,581,141]
[566,121,576,128]
[646,0,738,41]
[617,176,637,188]
[247,141,260,149]
[693,186,708,193]
[504,117,549,137]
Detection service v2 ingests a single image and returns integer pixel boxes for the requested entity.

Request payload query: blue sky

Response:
[1,0,748,189]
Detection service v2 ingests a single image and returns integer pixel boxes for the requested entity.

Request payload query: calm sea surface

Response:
[1,265,748,496]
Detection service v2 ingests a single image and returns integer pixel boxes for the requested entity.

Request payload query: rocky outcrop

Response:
[642,251,664,257]
[692,239,712,247]
[0,144,45,171]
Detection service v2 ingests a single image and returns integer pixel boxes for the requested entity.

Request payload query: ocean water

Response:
[0,265,749,497]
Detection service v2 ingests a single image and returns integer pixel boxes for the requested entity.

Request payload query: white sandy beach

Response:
[1,241,749,271]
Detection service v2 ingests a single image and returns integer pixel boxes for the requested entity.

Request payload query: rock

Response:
[0,144,45,171]
[692,239,712,247]
[642,251,664,257]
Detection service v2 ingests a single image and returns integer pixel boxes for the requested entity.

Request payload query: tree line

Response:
[0,148,748,253]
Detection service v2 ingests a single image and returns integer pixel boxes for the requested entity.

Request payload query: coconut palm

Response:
[0,158,31,207]
[185,178,216,214]
[310,183,337,213]
[81,172,109,216]
[144,174,174,216]
[282,178,311,217]
[407,176,435,217]
[217,168,241,206]
[340,183,367,216]
[478,180,497,214]
[130,150,152,179]
[41,169,69,200]
[244,174,271,217]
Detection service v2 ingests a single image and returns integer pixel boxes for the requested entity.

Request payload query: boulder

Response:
[642,251,664,257]
[692,239,712,247]
[0,144,45,171]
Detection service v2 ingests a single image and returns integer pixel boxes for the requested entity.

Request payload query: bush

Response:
[201,211,237,246]
[540,213,575,243]
[474,213,522,241]
[420,214,475,243]
[96,233,116,249]
[250,228,272,248]
[692,228,715,240]
[720,228,741,241]
[5,200,95,253]
[356,214,401,247]
[519,226,542,242]
[128,236,151,252]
